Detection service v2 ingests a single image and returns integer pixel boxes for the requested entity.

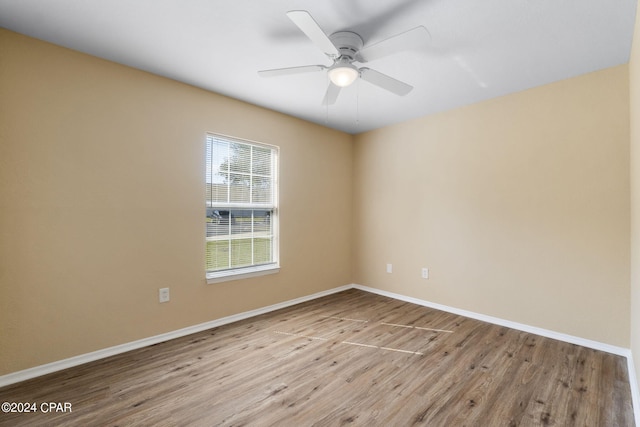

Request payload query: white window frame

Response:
[205,133,279,284]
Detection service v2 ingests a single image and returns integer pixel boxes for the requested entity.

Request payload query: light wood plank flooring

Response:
[0,289,634,426]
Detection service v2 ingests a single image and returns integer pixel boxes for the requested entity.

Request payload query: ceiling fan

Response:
[258,10,431,105]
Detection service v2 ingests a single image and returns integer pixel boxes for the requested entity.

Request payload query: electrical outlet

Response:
[159,287,170,303]
[421,268,429,279]
[386,263,393,273]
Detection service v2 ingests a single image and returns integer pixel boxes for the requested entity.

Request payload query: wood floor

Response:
[0,289,634,426]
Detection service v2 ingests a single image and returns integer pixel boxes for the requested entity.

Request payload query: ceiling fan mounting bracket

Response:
[328,31,364,60]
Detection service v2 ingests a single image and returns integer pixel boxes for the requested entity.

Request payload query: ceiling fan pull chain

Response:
[325,74,330,125]
[356,78,360,130]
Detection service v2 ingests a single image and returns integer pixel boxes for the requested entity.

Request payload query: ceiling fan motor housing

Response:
[329,31,364,60]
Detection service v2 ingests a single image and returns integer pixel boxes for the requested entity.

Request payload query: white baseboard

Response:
[628,351,640,426]
[352,284,630,356]
[1,281,638,427]
[0,284,352,388]
[351,284,639,425]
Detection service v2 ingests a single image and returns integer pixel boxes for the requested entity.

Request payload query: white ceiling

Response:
[0,0,637,134]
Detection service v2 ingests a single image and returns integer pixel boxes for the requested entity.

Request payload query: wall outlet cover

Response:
[159,288,170,303]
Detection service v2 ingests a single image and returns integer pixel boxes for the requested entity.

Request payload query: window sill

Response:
[206,264,280,284]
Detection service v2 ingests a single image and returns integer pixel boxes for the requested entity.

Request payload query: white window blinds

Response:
[205,134,278,277]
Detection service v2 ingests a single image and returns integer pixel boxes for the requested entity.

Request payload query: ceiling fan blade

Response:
[286,10,340,57]
[356,26,431,63]
[258,64,326,77]
[322,83,341,105]
[360,68,413,96]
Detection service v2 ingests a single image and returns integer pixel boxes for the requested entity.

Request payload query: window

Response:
[205,134,279,282]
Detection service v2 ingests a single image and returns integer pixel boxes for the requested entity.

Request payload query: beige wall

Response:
[631,0,640,397]
[353,66,630,347]
[0,29,353,375]
[1,23,636,379]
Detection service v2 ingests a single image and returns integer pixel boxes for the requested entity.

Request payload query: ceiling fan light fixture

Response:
[328,64,359,87]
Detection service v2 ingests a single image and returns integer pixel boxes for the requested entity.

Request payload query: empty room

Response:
[1,0,640,425]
